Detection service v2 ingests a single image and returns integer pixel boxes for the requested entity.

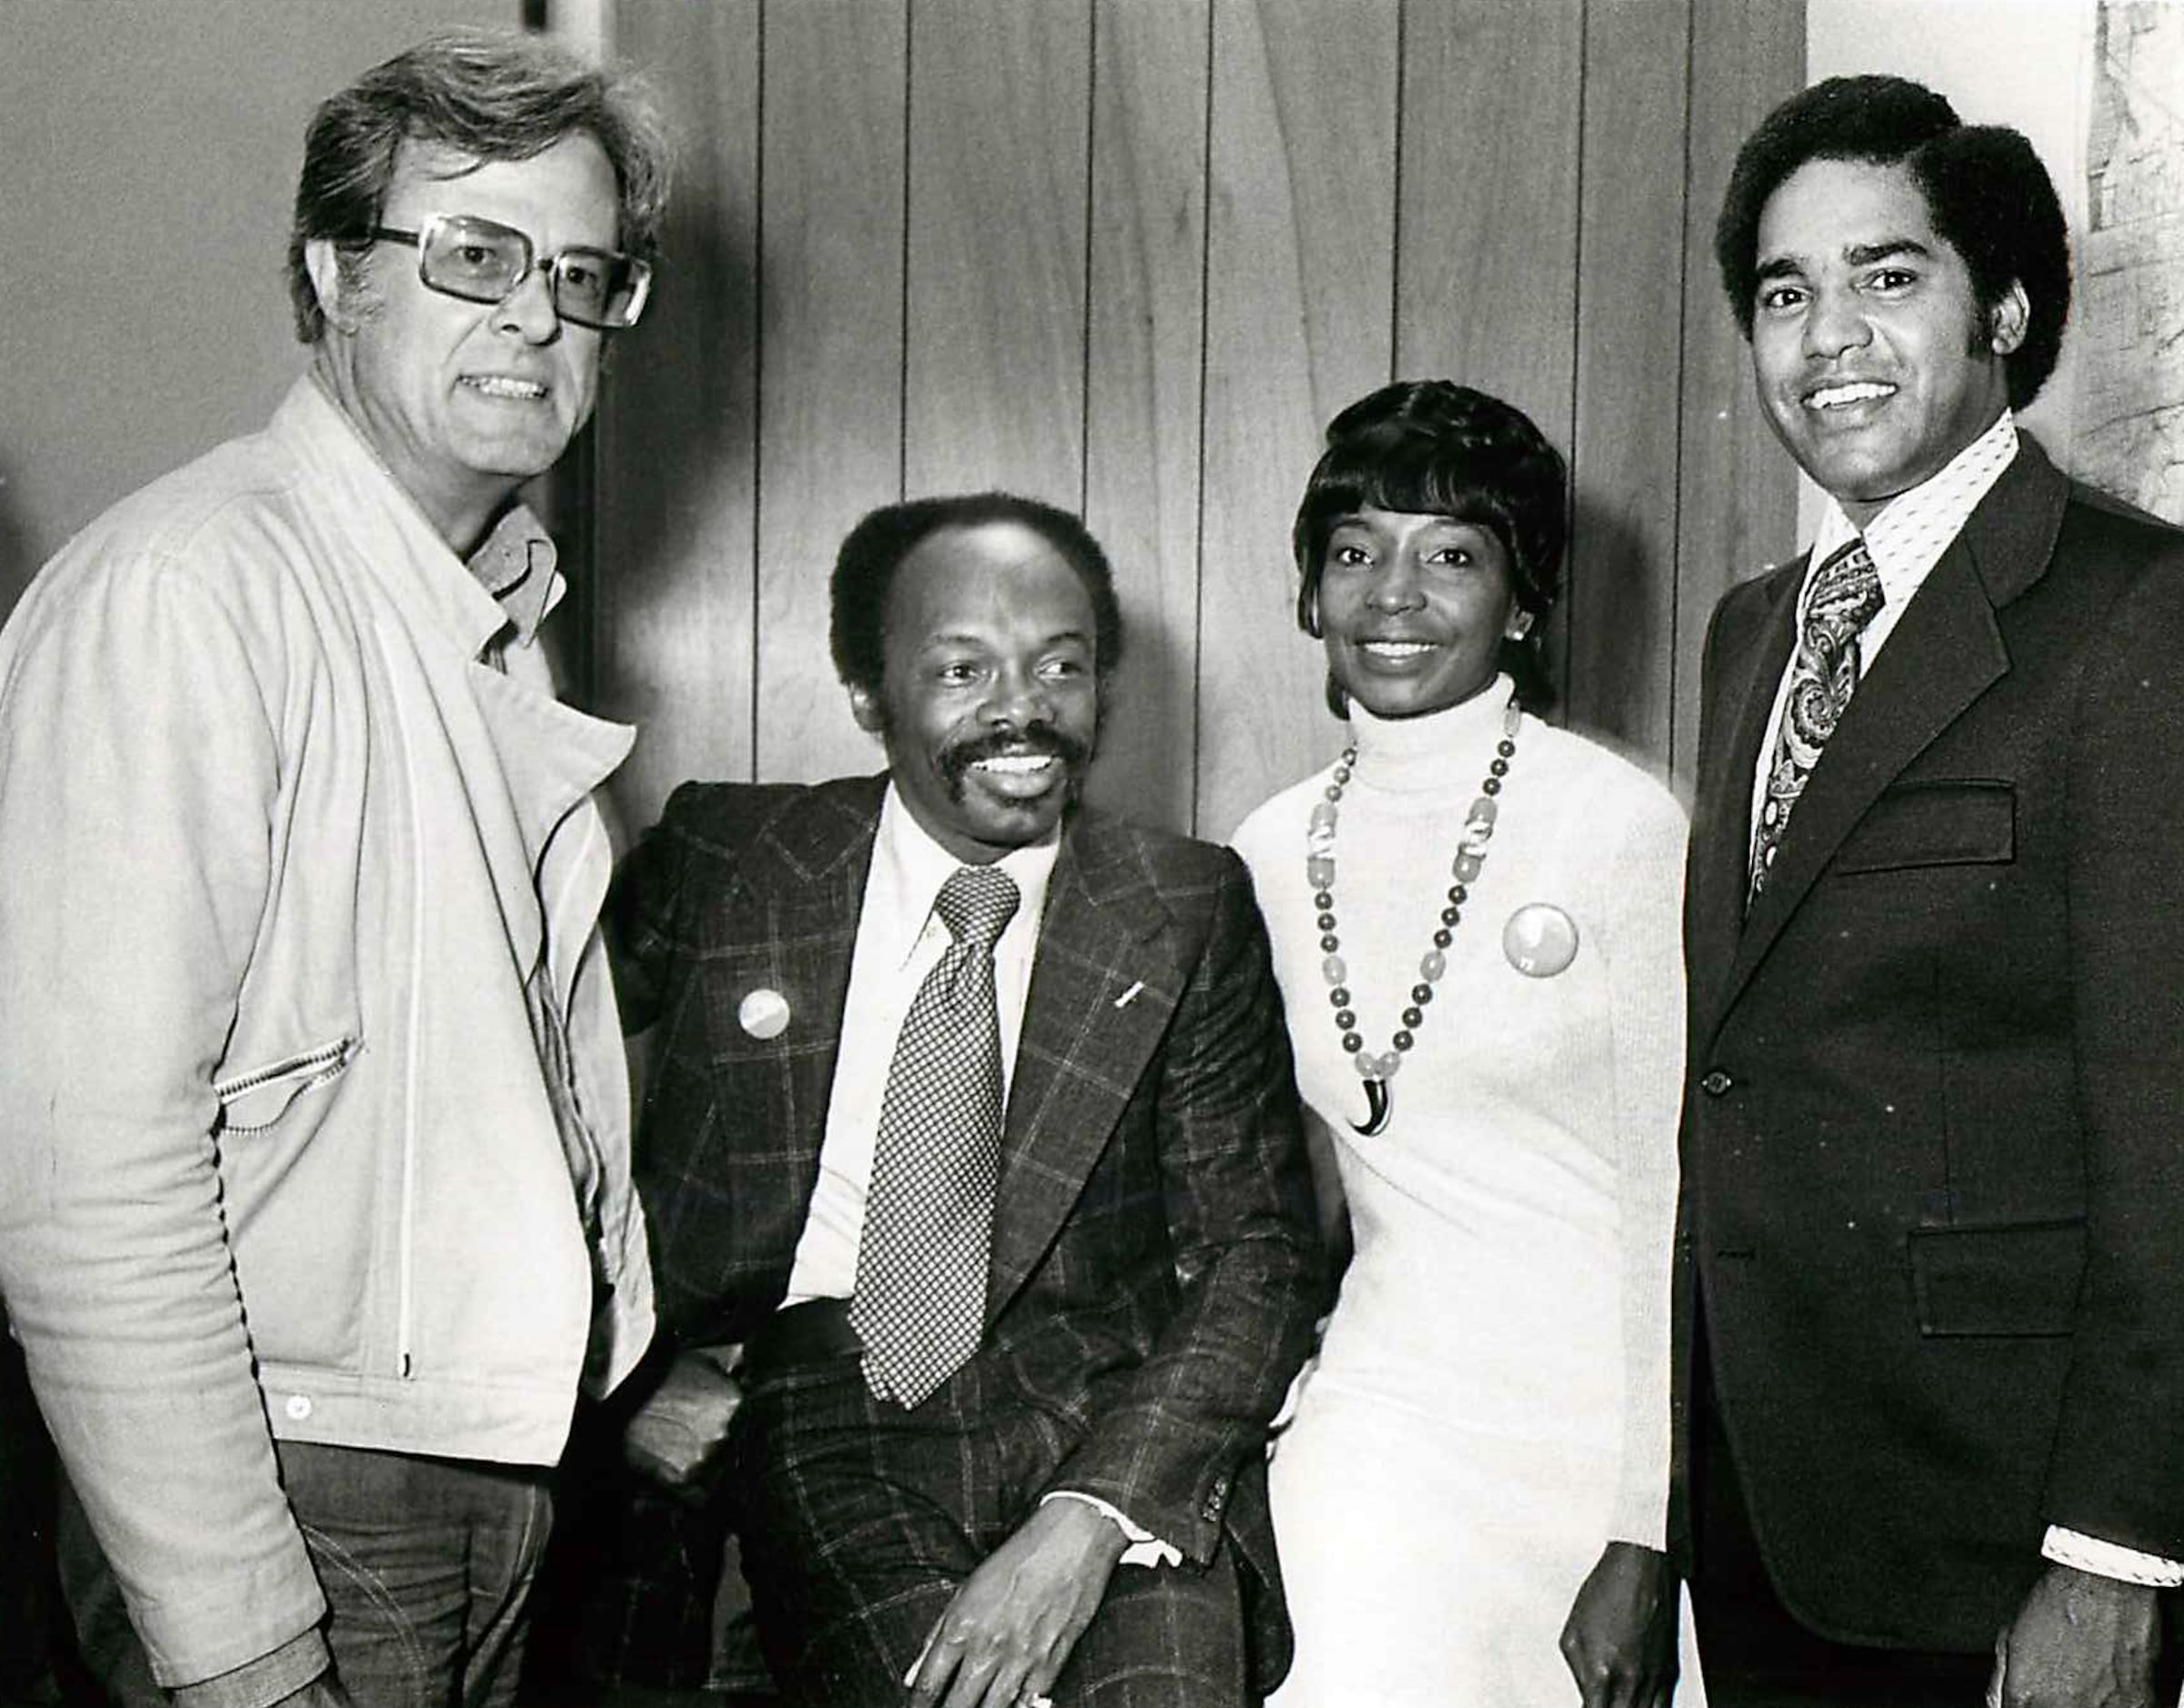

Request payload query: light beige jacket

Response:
[0,377,653,1687]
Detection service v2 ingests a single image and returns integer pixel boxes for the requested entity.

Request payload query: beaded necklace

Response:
[1307,688,1521,1136]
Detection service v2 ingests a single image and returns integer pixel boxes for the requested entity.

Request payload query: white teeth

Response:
[973,754,1055,774]
[1362,641,1435,658]
[464,376,546,399]
[1809,381,1892,409]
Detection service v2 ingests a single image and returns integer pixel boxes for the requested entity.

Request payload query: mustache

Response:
[938,724,1093,787]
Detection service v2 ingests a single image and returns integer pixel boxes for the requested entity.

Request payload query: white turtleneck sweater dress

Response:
[1230,676,1702,1706]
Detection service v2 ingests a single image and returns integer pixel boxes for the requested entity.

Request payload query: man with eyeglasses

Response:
[0,29,670,1708]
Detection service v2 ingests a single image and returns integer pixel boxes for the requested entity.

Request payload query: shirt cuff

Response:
[171,1629,331,1708]
[1039,1491,1182,1569]
[2041,1525,2184,1588]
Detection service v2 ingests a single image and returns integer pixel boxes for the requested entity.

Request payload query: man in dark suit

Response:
[605,491,1323,1708]
[1678,75,2184,1708]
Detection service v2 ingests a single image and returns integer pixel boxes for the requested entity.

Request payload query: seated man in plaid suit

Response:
[606,491,1325,1708]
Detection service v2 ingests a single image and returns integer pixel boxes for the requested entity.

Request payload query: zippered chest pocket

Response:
[214,1037,358,1135]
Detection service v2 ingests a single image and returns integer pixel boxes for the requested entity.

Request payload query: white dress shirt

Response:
[1747,409,2019,871]
[785,785,1059,1303]
[1748,409,2182,1591]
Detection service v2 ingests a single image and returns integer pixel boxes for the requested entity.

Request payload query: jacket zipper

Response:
[376,613,428,1382]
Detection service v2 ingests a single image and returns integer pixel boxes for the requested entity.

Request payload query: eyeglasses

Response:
[368,213,653,331]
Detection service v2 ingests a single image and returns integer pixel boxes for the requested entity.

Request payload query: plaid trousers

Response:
[731,1346,1247,1708]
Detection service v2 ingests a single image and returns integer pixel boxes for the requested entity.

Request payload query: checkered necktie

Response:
[1749,536,1884,905]
[850,864,1021,1406]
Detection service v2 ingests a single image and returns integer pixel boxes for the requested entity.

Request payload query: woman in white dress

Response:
[1231,381,1702,1707]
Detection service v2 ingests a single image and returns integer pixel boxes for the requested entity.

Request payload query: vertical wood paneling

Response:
[591,2,760,829]
[1197,0,1401,839]
[1673,0,1804,788]
[590,0,1803,844]
[904,0,1091,503]
[1564,0,1695,767]
[1395,0,1584,446]
[1081,0,1210,829]
[756,0,911,784]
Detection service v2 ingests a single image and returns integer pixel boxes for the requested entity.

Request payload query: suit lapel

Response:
[730,779,884,1191]
[1707,439,2069,1033]
[987,811,1184,1321]
[1688,566,1800,1039]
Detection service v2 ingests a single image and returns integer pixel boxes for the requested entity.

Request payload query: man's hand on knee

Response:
[906,1496,1130,1708]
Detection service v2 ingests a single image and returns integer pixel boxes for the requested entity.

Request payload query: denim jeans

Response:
[60,1441,553,1708]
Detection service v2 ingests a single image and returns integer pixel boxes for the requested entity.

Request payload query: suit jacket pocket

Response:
[1908,1218,2084,1337]
[1838,779,2015,873]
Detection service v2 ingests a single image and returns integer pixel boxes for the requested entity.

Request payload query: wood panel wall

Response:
[583,0,1803,842]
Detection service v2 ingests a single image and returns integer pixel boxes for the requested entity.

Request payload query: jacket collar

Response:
[276,377,561,658]
[466,506,562,649]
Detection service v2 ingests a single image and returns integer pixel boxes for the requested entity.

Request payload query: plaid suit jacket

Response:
[613,774,1324,1688]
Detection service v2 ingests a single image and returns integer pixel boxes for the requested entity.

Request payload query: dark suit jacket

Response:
[1673,437,2184,1650]
[614,774,1323,1687]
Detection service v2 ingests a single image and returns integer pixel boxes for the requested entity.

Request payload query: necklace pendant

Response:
[1314,688,1518,1145]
